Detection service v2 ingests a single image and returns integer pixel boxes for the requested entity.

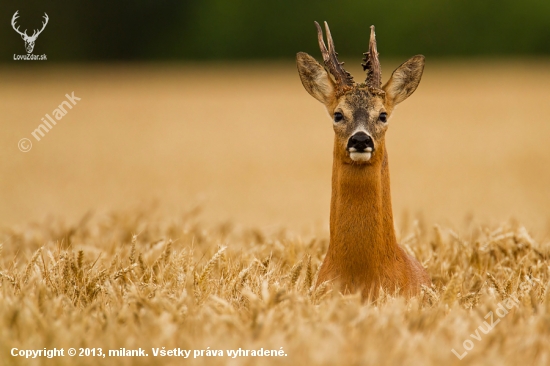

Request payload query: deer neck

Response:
[326,140,402,288]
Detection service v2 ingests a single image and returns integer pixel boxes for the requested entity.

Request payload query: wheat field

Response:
[1,60,550,365]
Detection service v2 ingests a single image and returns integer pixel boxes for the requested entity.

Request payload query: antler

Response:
[315,21,354,92]
[362,26,382,89]
[30,13,49,40]
[11,11,29,38]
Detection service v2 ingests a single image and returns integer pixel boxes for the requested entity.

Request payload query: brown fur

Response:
[296,27,430,299]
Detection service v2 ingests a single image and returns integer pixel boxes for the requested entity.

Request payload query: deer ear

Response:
[296,52,335,105]
[383,55,425,107]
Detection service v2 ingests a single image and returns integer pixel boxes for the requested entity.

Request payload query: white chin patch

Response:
[350,152,372,162]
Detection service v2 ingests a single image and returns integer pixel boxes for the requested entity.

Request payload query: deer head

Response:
[12,11,49,54]
[296,22,424,166]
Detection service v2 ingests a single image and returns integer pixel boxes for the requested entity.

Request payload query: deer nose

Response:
[348,132,374,152]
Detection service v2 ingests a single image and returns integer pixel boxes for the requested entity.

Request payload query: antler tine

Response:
[33,13,49,38]
[362,25,382,89]
[11,10,28,37]
[315,21,329,62]
[314,21,354,91]
[323,22,337,58]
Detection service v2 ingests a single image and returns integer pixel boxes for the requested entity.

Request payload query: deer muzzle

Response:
[347,132,374,162]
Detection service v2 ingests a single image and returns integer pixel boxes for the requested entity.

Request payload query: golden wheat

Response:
[0,207,549,366]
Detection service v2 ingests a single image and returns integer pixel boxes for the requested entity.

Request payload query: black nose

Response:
[347,132,374,152]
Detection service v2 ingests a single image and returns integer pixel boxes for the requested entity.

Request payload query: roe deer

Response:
[296,22,431,298]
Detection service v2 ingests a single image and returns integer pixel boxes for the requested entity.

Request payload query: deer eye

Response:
[379,112,388,123]
[334,112,344,122]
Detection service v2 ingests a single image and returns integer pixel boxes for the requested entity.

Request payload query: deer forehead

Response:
[334,88,385,120]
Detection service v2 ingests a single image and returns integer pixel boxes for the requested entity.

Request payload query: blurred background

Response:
[1,1,550,235]
[2,0,550,61]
